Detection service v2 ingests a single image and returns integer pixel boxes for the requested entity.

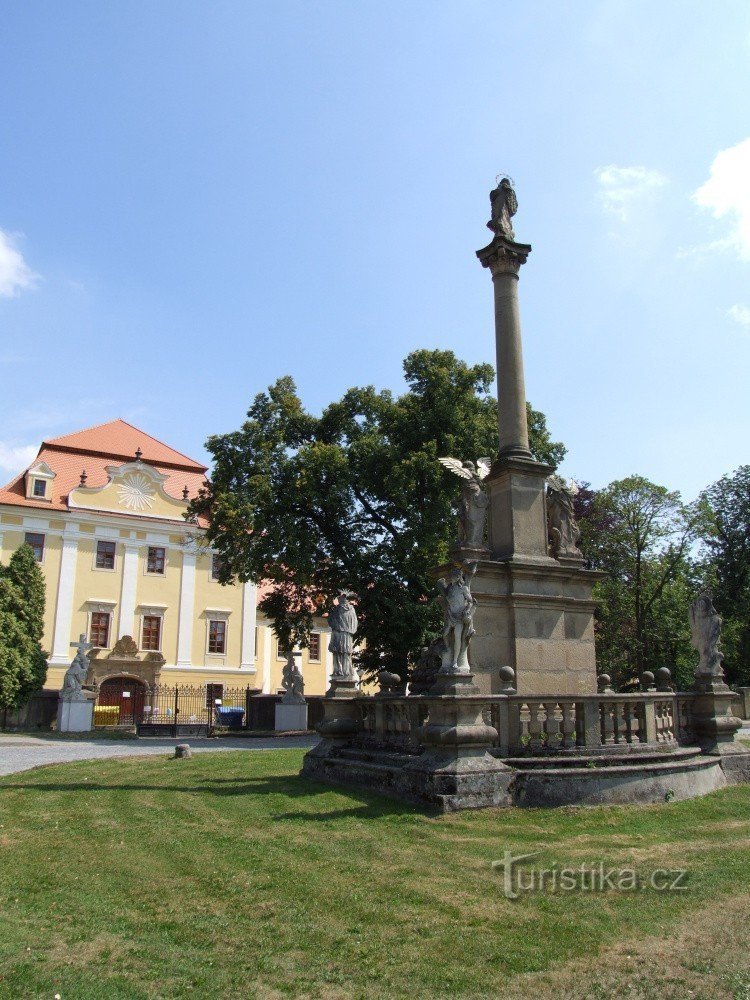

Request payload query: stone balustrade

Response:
[346,689,689,757]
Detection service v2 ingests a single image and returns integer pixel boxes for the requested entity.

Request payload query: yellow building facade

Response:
[0,420,333,699]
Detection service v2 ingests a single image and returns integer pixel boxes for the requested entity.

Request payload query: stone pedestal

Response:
[275,702,309,732]
[57,698,94,733]
[690,679,744,753]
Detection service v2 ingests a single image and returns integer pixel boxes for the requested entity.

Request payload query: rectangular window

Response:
[309,632,321,661]
[147,546,165,574]
[211,554,223,581]
[208,619,226,654]
[142,615,162,652]
[33,479,47,498]
[276,638,289,661]
[89,611,110,648]
[206,682,224,708]
[95,540,116,570]
[24,532,45,562]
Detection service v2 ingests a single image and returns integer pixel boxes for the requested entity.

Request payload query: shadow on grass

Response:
[0,772,424,818]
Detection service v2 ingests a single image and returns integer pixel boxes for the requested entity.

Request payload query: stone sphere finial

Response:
[655,667,673,692]
[498,665,516,693]
[640,670,656,692]
[597,673,613,694]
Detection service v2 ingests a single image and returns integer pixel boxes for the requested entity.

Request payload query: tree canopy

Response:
[700,465,750,685]
[576,475,706,688]
[0,544,48,710]
[192,349,565,676]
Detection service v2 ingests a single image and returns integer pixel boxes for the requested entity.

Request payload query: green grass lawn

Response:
[1,749,749,1000]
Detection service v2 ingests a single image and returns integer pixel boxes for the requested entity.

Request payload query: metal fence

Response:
[93,683,323,736]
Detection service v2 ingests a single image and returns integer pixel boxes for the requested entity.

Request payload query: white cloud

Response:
[0,442,37,476]
[0,229,39,297]
[594,165,669,222]
[692,138,750,261]
[728,303,750,328]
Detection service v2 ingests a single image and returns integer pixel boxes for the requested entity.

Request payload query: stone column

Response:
[176,546,196,667]
[477,238,532,459]
[49,525,80,665]
[118,542,140,640]
[240,581,257,669]
[260,625,272,693]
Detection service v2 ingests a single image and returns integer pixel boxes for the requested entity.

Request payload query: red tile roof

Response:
[0,419,209,524]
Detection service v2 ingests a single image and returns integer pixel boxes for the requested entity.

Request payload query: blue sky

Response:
[1,0,748,500]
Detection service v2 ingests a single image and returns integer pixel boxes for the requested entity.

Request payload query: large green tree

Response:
[577,476,705,689]
[700,466,750,685]
[191,349,565,677]
[0,544,48,710]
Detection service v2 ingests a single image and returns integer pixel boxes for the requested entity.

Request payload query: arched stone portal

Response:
[95,676,147,727]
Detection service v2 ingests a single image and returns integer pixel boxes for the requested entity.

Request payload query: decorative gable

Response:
[68,460,190,522]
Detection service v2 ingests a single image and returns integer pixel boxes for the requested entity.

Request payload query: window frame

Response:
[308,632,321,662]
[24,532,45,563]
[89,611,111,649]
[141,614,162,652]
[207,619,227,655]
[94,539,117,571]
[146,546,166,575]
[32,479,47,498]
[210,553,223,581]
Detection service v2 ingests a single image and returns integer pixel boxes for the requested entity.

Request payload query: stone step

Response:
[502,746,702,770]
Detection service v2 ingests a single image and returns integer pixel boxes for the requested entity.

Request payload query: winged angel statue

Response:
[438,457,491,549]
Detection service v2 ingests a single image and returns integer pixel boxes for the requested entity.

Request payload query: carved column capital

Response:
[476,236,531,278]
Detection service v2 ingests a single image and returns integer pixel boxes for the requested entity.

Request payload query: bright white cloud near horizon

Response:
[692,137,750,261]
[0,229,38,297]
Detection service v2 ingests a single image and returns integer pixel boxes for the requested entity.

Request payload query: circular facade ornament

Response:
[118,473,156,511]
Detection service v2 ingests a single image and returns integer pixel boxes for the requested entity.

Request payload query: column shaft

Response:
[118,543,140,640]
[50,527,79,664]
[493,270,530,455]
[176,548,196,666]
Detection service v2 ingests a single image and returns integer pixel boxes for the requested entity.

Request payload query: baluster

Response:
[544,701,562,750]
[528,701,545,752]
[622,702,633,744]
[519,702,531,750]
[560,702,576,749]
[601,701,616,745]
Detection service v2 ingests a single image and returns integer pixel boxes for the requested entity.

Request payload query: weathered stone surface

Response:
[174,743,191,758]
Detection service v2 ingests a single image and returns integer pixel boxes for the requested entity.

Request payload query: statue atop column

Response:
[546,475,584,562]
[436,560,478,674]
[487,177,518,241]
[438,457,491,551]
[329,593,358,680]
[690,593,725,684]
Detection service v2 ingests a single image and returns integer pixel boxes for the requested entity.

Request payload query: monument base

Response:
[57,699,94,733]
[275,703,309,732]
[466,557,601,695]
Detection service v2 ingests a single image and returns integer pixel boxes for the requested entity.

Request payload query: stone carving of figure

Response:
[690,593,725,681]
[547,475,584,561]
[487,177,518,240]
[436,561,478,674]
[438,457,491,550]
[329,593,359,680]
[281,652,306,705]
[409,637,447,695]
[60,651,90,702]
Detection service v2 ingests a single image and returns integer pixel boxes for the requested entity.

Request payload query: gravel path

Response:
[0,733,318,777]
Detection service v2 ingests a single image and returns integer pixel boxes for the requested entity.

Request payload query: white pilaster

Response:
[49,525,80,664]
[240,581,257,669]
[118,542,140,640]
[261,624,272,693]
[176,546,196,667]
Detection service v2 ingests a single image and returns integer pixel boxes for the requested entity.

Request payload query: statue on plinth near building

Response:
[690,593,725,686]
[438,457,491,553]
[281,652,305,705]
